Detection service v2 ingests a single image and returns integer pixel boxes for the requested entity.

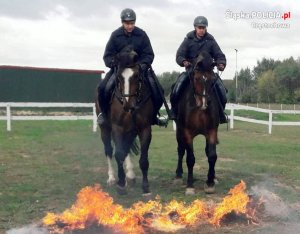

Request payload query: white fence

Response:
[226,103,300,134]
[1,102,300,134]
[0,102,98,132]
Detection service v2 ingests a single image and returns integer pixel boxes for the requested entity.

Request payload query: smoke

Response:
[251,185,290,218]
[6,224,49,234]
[6,224,116,234]
[249,176,300,234]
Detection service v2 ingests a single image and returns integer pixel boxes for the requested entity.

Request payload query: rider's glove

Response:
[139,63,148,72]
[217,64,225,71]
[183,60,191,68]
[110,59,117,68]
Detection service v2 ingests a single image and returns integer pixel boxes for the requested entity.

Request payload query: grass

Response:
[0,120,300,233]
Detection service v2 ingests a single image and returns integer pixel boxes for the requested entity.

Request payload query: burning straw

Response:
[43,180,257,233]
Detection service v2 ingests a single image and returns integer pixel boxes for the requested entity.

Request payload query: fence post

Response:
[268,111,273,134]
[230,107,234,129]
[92,105,97,132]
[6,104,11,131]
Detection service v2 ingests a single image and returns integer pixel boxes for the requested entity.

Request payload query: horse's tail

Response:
[129,138,140,155]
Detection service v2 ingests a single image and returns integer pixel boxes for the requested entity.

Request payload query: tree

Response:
[235,67,256,102]
[274,57,300,103]
[157,71,181,99]
[253,58,281,80]
[257,70,278,103]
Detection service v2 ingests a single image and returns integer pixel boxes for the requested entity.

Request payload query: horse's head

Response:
[190,51,216,110]
[115,46,142,112]
[115,45,138,68]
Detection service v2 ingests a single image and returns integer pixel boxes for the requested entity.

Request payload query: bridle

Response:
[114,65,144,111]
[188,63,216,109]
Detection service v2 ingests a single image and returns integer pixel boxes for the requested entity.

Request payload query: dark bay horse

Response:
[96,46,154,196]
[174,51,220,195]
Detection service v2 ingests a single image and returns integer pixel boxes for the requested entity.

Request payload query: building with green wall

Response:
[0,65,104,102]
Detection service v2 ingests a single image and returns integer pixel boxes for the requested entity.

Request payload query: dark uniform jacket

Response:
[176,31,226,67]
[103,26,154,68]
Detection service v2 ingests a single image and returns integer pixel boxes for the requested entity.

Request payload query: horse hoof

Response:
[204,183,215,194]
[142,192,152,197]
[116,185,127,195]
[127,178,136,187]
[214,178,219,185]
[173,178,183,185]
[107,178,116,186]
[185,188,195,195]
[142,193,153,201]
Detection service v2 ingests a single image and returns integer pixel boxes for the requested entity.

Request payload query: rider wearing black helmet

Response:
[171,16,228,123]
[97,8,167,127]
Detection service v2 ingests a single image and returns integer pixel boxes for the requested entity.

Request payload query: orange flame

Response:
[43,180,256,233]
[43,185,143,233]
[209,180,249,226]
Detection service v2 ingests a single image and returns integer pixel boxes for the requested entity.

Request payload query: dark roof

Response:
[0,65,105,75]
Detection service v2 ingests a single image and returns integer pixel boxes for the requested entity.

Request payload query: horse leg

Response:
[125,154,136,186]
[114,149,127,195]
[100,125,115,186]
[112,133,129,195]
[174,129,185,184]
[175,129,185,178]
[204,138,217,194]
[138,126,152,196]
[183,131,195,195]
[107,156,116,186]
[185,143,196,195]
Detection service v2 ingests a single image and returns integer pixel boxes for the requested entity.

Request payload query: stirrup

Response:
[219,112,228,124]
[97,112,106,125]
[156,117,168,128]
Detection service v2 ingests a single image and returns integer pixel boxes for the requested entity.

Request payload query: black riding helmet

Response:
[193,16,208,27]
[120,8,136,22]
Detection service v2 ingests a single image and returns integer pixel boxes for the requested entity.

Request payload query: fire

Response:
[43,180,257,233]
[209,180,249,226]
[43,185,143,234]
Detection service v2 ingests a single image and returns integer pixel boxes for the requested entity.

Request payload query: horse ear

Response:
[194,54,204,69]
[199,51,214,72]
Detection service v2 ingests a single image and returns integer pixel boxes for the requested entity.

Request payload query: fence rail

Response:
[0,102,97,132]
[1,102,300,134]
[226,103,300,134]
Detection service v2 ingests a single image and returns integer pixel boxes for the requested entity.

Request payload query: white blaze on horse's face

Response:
[202,88,207,110]
[194,73,208,110]
[122,68,134,102]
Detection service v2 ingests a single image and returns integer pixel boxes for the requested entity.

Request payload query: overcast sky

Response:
[0,0,299,79]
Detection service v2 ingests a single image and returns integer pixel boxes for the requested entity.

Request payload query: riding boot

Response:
[219,108,228,124]
[146,69,168,126]
[168,109,177,120]
[213,73,228,124]
[169,72,189,120]
[97,69,115,125]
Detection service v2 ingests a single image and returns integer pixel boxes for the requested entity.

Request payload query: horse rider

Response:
[97,8,167,127]
[170,16,228,123]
